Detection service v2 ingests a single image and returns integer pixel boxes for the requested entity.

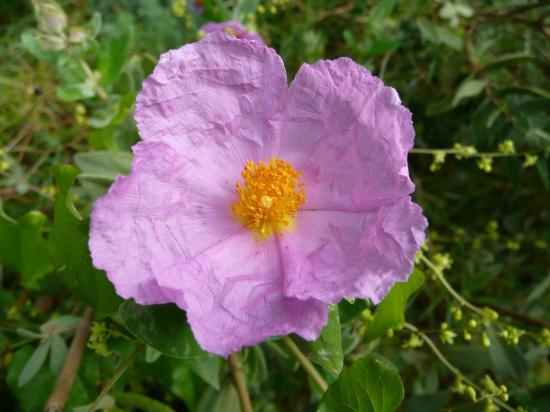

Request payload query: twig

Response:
[87,344,144,412]
[420,254,485,317]
[404,323,515,412]
[44,307,95,412]
[282,336,328,392]
[228,353,253,412]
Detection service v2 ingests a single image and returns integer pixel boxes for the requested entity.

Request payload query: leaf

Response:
[119,300,207,359]
[416,18,463,51]
[319,355,404,412]
[49,165,121,314]
[452,79,488,107]
[20,30,61,63]
[298,305,343,374]
[0,206,53,290]
[18,341,50,387]
[145,346,163,363]
[96,25,133,86]
[338,299,369,325]
[487,325,528,383]
[73,396,115,412]
[197,384,241,412]
[114,393,176,412]
[56,83,95,101]
[188,356,222,390]
[73,150,132,199]
[49,334,68,375]
[478,53,534,73]
[364,268,424,341]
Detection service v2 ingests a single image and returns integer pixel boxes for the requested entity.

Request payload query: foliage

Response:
[0,0,548,411]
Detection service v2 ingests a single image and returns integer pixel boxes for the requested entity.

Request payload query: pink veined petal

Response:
[279,57,415,212]
[89,141,243,307]
[134,31,286,157]
[159,229,328,356]
[278,197,428,304]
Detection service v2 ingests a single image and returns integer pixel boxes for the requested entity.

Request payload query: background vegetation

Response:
[1,0,549,411]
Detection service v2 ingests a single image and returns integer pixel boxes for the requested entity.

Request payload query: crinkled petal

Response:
[134,31,285,157]
[278,197,427,304]
[159,230,328,356]
[280,58,415,211]
[89,141,243,306]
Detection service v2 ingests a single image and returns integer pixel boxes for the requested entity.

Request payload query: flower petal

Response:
[159,230,328,356]
[280,58,415,211]
[278,197,427,304]
[134,31,286,157]
[89,141,243,305]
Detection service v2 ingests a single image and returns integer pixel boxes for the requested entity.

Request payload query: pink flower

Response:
[89,32,427,356]
[200,21,264,44]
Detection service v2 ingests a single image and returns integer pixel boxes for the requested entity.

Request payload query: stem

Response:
[87,345,144,412]
[282,336,328,393]
[404,323,515,412]
[420,254,485,317]
[44,307,95,412]
[228,353,253,412]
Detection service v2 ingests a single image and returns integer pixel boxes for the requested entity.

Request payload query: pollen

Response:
[231,157,307,237]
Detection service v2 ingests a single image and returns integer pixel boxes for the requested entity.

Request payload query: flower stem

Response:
[404,323,514,412]
[228,353,253,412]
[420,254,485,317]
[44,307,95,412]
[86,344,144,412]
[282,336,328,392]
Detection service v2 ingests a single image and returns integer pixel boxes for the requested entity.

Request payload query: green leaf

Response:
[96,25,133,86]
[417,18,463,51]
[478,53,534,73]
[20,30,62,63]
[487,324,528,383]
[56,83,95,101]
[49,334,68,375]
[0,206,53,290]
[319,355,404,412]
[364,268,424,341]
[452,79,488,107]
[74,150,132,199]
[188,356,222,389]
[119,300,207,359]
[298,305,343,374]
[114,393,176,412]
[49,165,121,314]
[18,341,50,387]
[338,299,369,324]
[197,384,241,412]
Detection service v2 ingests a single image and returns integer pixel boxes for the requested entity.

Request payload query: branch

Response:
[282,336,328,392]
[44,307,95,412]
[228,353,253,412]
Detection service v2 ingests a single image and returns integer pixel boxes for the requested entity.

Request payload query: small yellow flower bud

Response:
[482,331,491,347]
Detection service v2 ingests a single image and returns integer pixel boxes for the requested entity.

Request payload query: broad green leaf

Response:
[49,334,68,375]
[20,30,62,63]
[56,83,95,101]
[452,79,488,107]
[298,305,343,374]
[49,165,121,314]
[0,206,53,290]
[189,356,222,389]
[18,341,50,387]
[319,355,404,412]
[120,300,207,359]
[364,268,424,341]
[74,150,132,199]
[487,325,527,383]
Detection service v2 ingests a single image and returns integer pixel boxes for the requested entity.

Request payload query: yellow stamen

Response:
[232,157,306,238]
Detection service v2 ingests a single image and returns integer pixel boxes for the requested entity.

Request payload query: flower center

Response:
[231,157,307,237]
